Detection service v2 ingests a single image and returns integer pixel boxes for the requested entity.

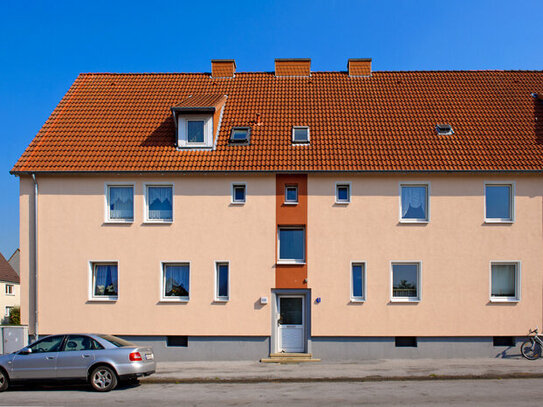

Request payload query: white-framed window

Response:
[5,284,14,295]
[490,261,520,302]
[485,182,514,223]
[215,262,229,302]
[278,226,305,264]
[90,262,118,301]
[336,182,351,204]
[105,184,134,223]
[399,183,429,223]
[161,263,190,301]
[5,306,13,317]
[144,184,173,222]
[285,185,298,204]
[177,115,213,148]
[292,126,310,143]
[231,183,246,204]
[391,262,421,302]
[351,262,366,302]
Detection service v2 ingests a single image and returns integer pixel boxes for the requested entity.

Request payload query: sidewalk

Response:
[141,357,543,384]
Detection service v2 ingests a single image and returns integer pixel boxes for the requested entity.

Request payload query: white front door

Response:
[278,296,305,353]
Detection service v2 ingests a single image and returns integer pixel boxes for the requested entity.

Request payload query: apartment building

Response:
[0,253,20,325]
[11,59,543,360]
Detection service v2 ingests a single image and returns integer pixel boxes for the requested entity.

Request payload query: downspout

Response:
[31,174,38,342]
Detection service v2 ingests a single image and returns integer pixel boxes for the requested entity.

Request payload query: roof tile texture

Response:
[0,252,19,284]
[12,71,543,173]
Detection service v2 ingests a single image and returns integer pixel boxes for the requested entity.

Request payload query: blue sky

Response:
[0,0,542,258]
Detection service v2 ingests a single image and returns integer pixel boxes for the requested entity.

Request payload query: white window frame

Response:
[350,261,367,302]
[335,182,351,204]
[88,261,119,302]
[104,183,135,223]
[399,182,430,223]
[390,261,422,303]
[284,185,298,205]
[144,183,174,223]
[5,306,13,317]
[160,262,191,302]
[214,261,230,302]
[489,261,520,302]
[5,284,14,295]
[231,183,247,204]
[277,226,306,265]
[292,126,310,144]
[484,181,515,223]
[178,115,213,148]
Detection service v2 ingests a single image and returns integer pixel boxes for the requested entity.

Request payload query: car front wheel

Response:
[90,365,118,392]
[0,369,9,392]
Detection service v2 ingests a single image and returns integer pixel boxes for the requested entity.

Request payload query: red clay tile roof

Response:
[174,94,226,110]
[0,252,19,284]
[11,71,543,173]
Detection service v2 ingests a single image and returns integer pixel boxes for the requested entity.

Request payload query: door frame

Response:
[271,289,311,354]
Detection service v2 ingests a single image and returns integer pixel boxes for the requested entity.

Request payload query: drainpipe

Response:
[31,174,38,342]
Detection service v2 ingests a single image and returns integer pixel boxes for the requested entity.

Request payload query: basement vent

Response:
[395,337,418,347]
[493,336,515,347]
[167,336,188,347]
[436,124,454,135]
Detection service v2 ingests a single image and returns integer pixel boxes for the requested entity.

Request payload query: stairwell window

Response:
[106,185,134,222]
[400,183,429,223]
[278,227,305,264]
[285,185,298,204]
[145,184,173,222]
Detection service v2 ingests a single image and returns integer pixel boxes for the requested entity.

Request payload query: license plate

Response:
[145,353,154,360]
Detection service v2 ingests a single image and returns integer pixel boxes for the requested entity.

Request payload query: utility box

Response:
[1,326,28,354]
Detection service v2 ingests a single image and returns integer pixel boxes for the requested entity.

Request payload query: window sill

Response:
[390,298,420,303]
[277,260,306,265]
[230,201,246,205]
[159,298,190,303]
[5,293,15,296]
[350,298,365,303]
[490,297,519,303]
[143,220,173,224]
[104,220,133,224]
[399,219,429,224]
[335,201,350,205]
[88,298,118,302]
[283,202,298,205]
[214,298,229,303]
[484,219,514,224]
[177,145,213,151]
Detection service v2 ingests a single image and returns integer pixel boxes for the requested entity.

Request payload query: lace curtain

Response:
[401,186,427,219]
[148,186,173,220]
[109,187,133,219]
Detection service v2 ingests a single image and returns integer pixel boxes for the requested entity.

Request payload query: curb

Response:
[140,372,543,384]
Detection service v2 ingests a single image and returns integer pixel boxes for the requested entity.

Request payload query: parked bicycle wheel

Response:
[521,340,542,360]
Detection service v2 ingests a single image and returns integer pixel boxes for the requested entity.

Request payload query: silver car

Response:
[0,334,155,392]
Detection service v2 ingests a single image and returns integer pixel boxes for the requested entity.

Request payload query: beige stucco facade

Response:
[0,281,19,324]
[18,173,543,338]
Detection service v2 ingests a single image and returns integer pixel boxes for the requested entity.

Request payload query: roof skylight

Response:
[436,124,454,135]
[230,127,250,144]
[292,126,310,143]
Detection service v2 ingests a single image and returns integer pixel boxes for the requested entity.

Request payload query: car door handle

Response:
[46,356,55,360]
[82,354,91,358]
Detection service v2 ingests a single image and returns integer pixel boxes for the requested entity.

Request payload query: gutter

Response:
[31,174,38,342]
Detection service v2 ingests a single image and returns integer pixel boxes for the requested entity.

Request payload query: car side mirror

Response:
[19,347,32,355]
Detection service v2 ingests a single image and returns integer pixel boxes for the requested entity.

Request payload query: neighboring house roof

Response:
[0,252,20,284]
[11,70,543,173]
[8,249,20,276]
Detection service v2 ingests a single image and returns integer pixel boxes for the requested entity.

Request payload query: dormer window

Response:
[292,126,310,143]
[188,121,205,143]
[436,124,454,135]
[177,115,213,148]
[230,127,250,144]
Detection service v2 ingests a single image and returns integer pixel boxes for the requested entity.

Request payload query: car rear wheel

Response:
[0,369,9,392]
[90,365,118,392]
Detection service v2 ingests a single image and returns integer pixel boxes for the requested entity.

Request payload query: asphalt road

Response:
[1,379,543,406]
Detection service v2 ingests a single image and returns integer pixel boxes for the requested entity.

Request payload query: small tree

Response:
[9,307,20,325]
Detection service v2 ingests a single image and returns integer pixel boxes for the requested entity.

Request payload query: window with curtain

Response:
[485,184,513,221]
[216,263,229,300]
[163,264,190,299]
[491,263,518,300]
[108,186,133,221]
[93,264,118,298]
[392,263,420,300]
[400,185,428,221]
[351,263,365,300]
[147,185,173,221]
[278,228,305,263]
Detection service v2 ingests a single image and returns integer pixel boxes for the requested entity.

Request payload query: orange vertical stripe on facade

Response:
[276,174,308,289]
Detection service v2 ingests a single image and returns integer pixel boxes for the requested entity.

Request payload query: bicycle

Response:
[521,328,543,360]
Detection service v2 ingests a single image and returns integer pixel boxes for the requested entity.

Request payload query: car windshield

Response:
[97,334,136,347]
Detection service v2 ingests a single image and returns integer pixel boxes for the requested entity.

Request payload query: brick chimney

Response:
[348,58,372,77]
[275,58,311,77]
[211,59,236,78]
